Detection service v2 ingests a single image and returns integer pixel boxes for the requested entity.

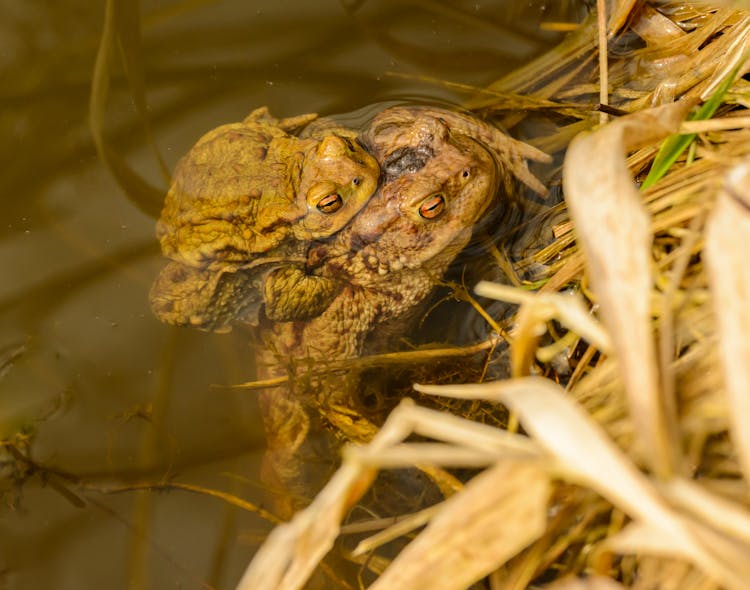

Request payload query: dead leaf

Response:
[562,100,693,476]
[369,460,549,590]
[415,377,750,589]
[705,160,750,482]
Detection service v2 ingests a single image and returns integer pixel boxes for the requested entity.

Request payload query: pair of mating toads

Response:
[149,104,550,344]
[148,104,550,502]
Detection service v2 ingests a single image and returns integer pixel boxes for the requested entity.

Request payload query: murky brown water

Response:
[0,1,584,588]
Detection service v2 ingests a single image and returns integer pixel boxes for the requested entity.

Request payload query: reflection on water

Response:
[0,1,583,588]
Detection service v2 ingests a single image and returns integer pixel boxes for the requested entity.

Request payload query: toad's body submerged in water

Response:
[256,114,546,497]
[261,105,551,350]
[261,130,499,358]
[149,107,380,331]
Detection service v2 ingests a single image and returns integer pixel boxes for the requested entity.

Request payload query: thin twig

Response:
[597,0,609,124]
[227,339,499,391]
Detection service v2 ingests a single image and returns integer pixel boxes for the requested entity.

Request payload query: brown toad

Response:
[265,130,500,355]
[148,106,380,332]
[256,125,509,498]
[255,105,553,333]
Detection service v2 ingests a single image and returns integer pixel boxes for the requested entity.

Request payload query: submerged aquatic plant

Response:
[90,0,168,217]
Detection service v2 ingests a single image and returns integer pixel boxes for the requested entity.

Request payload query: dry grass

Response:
[236,2,750,589]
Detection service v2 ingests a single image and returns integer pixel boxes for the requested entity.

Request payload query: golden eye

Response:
[317,193,343,214]
[352,177,361,186]
[418,194,445,219]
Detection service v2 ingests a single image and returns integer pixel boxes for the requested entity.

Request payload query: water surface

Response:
[0,1,583,587]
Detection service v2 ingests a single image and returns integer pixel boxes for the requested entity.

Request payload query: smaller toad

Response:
[256,124,506,499]
[261,105,552,330]
[149,107,380,332]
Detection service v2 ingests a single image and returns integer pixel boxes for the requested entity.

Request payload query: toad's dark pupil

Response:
[419,194,446,219]
[352,177,361,186]
[317,193,344,213]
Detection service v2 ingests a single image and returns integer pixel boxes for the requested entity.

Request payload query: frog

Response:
[262,129,500,358]
[256,104,552,330]
[256,128,509,506]
[148,106,380,332]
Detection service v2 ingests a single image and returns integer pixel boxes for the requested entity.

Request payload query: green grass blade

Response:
[641,61,743,190]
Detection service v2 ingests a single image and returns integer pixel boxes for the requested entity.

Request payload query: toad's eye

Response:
[317,193,344,214]
[352,177,361,186]
[418,194,445,219]
[462,169,470,178]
